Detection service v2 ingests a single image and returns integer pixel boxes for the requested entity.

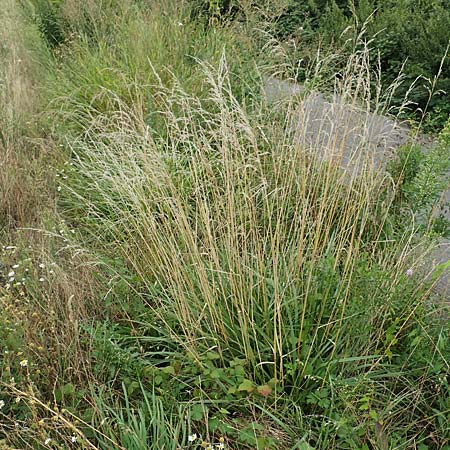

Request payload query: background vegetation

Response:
[193,0,450,132]
[1,0,449,449]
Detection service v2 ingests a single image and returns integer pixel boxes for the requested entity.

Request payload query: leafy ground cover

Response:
[0,0,449,449]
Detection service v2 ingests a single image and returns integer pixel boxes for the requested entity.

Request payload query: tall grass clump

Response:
[59,47,449,447]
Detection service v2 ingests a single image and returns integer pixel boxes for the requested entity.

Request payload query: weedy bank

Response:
[0,1,449,449]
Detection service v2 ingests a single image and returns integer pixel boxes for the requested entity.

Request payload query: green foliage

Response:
[43,3,257,139]
[21,0,67,47]
[189,0,239,23]
[88,386,189,450]
[387,139,450,237]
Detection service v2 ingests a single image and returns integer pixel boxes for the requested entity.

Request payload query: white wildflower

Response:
[188,433,198,442]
